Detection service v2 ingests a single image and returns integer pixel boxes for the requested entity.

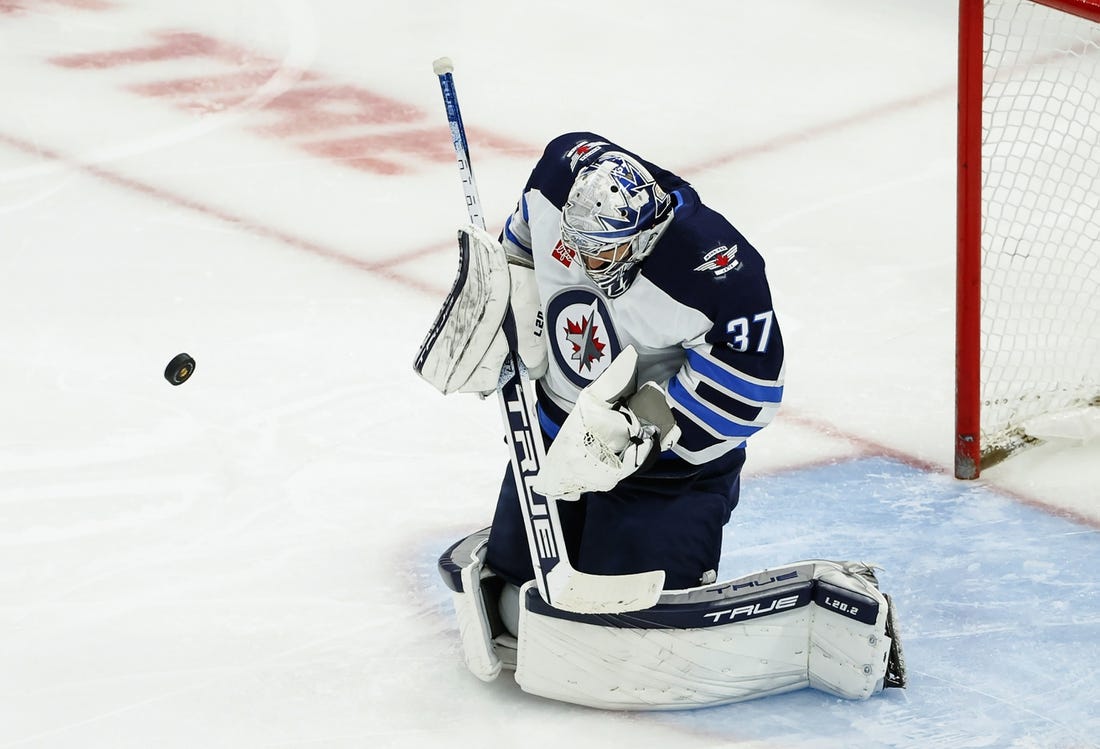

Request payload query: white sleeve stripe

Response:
[669,379,774,438]
[670,437,747,465]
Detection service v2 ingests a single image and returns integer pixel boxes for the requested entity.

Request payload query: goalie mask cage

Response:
[956,0,1100,479]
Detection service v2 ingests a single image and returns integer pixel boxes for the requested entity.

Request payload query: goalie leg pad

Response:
[511,561,903,710]
[807,561,895,699]
[515,580,811,710]
[438,529,511,681]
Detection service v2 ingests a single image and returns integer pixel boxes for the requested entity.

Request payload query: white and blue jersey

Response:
[499,132,785,471]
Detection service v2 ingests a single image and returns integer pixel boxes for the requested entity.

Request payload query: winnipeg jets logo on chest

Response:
[694,245,742,276]
[564,306,606,371]
[545,289,622,388]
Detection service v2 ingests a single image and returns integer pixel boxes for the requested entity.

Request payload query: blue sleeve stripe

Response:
[668,378,765,439]
[521,194,529,222]
[503,215,532,253]
[686,350,783,404]
[536,403,561,439]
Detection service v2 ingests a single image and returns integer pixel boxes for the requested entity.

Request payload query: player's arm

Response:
[499,194,534,259]
[497,133,591,258]
[667,303,785,464]
[534,314,783,497]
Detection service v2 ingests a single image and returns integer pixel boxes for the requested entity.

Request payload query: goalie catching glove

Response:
[414,224,547,395]
[533,346,681,498]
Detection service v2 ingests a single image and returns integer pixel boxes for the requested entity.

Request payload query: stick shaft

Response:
[434,64,486,231]
[433,57,564,602]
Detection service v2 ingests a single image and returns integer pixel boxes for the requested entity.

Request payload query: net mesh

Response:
[981,0,1100,456]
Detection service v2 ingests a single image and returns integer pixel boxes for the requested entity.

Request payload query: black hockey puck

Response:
[164,353,196,386]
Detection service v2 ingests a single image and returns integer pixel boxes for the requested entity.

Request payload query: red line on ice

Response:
[0,132,448,296]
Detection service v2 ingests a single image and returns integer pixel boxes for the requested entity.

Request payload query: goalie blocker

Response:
[439,529,906,710]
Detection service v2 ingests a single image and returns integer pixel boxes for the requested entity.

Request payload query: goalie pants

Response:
[485,445,747,589]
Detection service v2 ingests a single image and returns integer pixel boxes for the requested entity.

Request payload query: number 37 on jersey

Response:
[725,310,776,354]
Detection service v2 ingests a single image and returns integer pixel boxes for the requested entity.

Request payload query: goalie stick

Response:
[423,57,664,614]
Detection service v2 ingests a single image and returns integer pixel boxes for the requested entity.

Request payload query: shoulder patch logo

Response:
[694,245,742,276]
[566,140,609,171]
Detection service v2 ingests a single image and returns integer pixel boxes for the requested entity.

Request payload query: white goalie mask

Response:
[560,152,674,298]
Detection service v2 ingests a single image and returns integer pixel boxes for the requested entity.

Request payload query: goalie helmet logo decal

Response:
[545,289,622,389]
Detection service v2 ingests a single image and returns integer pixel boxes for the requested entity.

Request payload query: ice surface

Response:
[1,1,1097,747]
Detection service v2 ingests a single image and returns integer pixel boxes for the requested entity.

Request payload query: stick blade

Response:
[546,566,665,614]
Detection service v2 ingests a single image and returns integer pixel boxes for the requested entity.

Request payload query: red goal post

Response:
[956,0,1100,479]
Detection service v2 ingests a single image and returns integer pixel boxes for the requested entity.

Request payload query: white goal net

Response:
[972,0,1100,465]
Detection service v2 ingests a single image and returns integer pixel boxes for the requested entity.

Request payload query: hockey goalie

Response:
[415,131,906,710]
